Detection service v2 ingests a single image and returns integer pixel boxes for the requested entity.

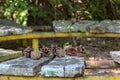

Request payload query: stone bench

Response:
[41,56,85,77]
[0,55,54,76]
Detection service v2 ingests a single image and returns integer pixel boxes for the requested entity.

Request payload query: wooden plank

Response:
[85,68,120,76]
[86,60,120,69]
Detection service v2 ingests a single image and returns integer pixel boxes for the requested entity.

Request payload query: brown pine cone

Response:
[40,46,51,57]
[76,45,86,56]
[30,51,42,60]
[54,47,65,57]
[23,46,33,58]
[64,45,77,56]
[50,44,57,55]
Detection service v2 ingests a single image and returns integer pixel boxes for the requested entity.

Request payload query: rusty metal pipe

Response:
[0,32,120,42]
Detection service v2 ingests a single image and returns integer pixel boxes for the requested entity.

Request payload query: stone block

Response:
[0,48,22,62]
[41,56,85,77]
[53,20,72,32]
[0,55,54,76]
[110,51,120,64]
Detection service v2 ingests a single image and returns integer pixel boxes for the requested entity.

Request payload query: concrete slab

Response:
[0,55,54,76]
[53,20,72,32]
[41,56,85,77]
[0,48,22,62]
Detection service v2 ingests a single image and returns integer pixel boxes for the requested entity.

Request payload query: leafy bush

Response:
[0,0,47,26]
[0,0,120,26]
[1,0,29,26]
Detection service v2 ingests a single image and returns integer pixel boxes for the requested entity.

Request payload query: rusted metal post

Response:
[32,39,39,50]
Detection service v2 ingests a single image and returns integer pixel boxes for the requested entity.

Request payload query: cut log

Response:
[86,60,120,69]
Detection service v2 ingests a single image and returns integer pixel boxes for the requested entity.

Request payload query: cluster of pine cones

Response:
[23,45,86,60]
[64,45,86,56]
[23,46,52,60]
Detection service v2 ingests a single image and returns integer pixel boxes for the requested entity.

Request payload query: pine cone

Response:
[64,45,77,56]
[50,44,57,55]
[30,51,42,60]
[40,46,51,57]
[23,46,33,58]
[55,47,65,57]
[76,45,86,56]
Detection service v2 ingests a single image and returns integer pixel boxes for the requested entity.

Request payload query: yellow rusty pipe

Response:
[0,32,120,42]
[0,32,120,50]
[0,32,83,41]
[22,39,28,47]
[32,39,39,50]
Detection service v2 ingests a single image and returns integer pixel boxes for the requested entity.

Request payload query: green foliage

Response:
[29,4,46,17]
[63,42,71,47]
[84,0,120,20]
[85,50,92,56]
[0,0,47,26]
[0,0,120,26]
[3,0,29,26]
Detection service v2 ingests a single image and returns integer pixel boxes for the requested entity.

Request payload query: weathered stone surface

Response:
[0,48,22,62]
[0,19,32,36]
[72,20,98,32]
[88,20,110,33]
[0,55,54,76]
[105,20,120,33]
[53,20,72,32]
[41,56,85,77]
[89,20,120,33]
[110,51,120,64]
[53,20,120,33]
[53,20,97,32]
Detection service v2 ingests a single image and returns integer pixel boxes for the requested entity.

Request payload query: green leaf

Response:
[37,9,46,16]
[22,20,27,26]
[66,26,72,32]
[63,42,71,47]
[17,8,23,13]
[19,1,28,8]
[19,10,28,17]
[30,5,38,11]
[84,11,93,19]
[10,1,16,7]
[85,50,92,56]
